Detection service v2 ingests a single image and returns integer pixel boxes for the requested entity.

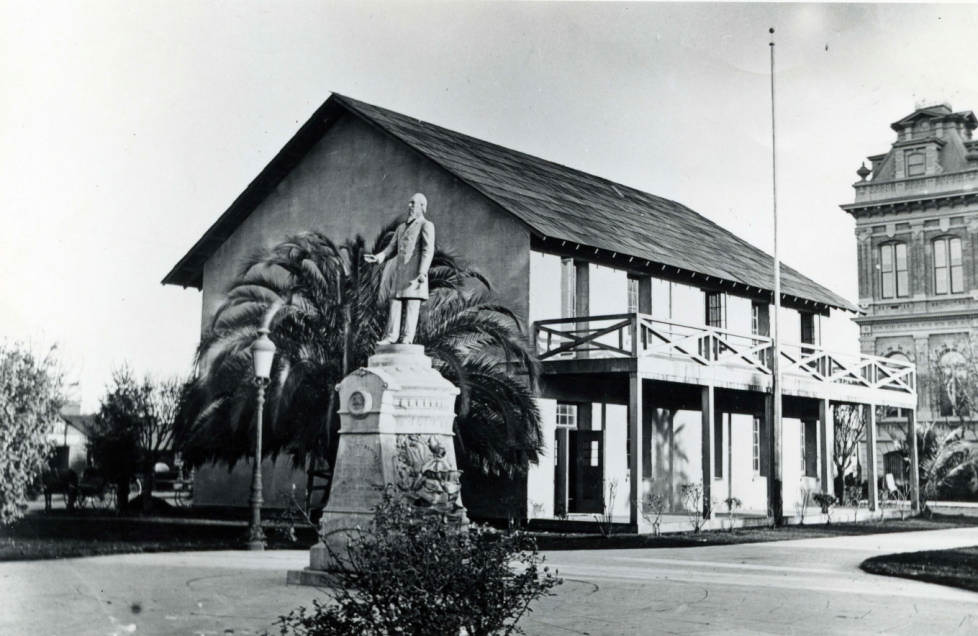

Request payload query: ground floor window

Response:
[801,420,818,477]
[752,416,761,474]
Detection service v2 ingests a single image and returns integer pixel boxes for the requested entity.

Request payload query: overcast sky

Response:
[4,2,978,410]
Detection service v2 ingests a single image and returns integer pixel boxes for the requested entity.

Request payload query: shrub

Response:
[722,496,742,532]
[812,492,836,515]
[642,489,666,536]
[679,482,705,532]
[0,343,64,525]
[593,479,618,538]
[276,490,561,636]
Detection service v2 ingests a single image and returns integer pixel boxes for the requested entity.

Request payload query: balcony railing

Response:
[533,313,916,394]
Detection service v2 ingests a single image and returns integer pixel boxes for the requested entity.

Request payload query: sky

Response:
[4,1,978,411]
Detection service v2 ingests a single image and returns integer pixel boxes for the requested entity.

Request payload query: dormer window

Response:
[879,242,909,298]
[933,236,963,295]
[906,150,926,177]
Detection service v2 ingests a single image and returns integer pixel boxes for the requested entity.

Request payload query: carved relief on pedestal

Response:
[394,434,467,523]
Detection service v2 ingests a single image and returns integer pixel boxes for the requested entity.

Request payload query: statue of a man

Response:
[364,193,435,345]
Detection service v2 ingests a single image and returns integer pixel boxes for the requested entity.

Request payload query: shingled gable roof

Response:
[163,93,855,312]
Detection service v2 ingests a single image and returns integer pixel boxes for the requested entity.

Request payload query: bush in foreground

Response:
[276,492,561,636]
[0,343,63,525]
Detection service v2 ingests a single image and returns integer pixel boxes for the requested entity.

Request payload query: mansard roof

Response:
[163,93,854,312]
[890,105,977,132]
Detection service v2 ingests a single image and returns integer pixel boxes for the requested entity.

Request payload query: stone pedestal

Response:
[292,344,465,581]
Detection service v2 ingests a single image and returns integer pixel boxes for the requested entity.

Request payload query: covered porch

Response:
[527,312,919,532]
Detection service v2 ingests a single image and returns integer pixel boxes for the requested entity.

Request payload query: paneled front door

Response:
[569,430,603,513]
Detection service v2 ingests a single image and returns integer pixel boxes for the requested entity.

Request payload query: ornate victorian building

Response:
[843,105,978,452]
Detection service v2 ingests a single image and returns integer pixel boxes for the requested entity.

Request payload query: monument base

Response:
[286,566,342,587]
[288,343,466,585]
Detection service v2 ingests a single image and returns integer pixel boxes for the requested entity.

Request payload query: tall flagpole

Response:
[768,27,784,525]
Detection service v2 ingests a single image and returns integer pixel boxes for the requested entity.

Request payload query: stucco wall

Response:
[526,398,557,519]
[602,403,630,519]
[196,112,532,510]
[201,111,530,328]
[725,413,768,513]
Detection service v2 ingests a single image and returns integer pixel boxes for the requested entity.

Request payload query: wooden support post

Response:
[628,373,643,528]
[701,385,715,520]
[574,260,590,360]
[908,409,921,512]
[866,404,879,512]
[818,398,833,496]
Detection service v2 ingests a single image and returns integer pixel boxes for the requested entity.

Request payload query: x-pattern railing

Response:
[533,313,916,394]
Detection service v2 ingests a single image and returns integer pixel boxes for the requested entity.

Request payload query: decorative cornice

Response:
[855,305,978,323]
[842,189,978,216]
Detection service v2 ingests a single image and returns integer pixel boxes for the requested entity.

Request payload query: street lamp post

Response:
[248,326,276,550]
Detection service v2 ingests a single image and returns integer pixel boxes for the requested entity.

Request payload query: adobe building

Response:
[842,104,978,481]
[166,94,918,529]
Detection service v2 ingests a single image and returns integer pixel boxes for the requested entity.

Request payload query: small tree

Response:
[679,482,705,532]
[0,343,64,525]
[88,367,182,512]
[833,404,865,501]
[723,496,742,532]
[276,490,561,635]
[642,489,666,536]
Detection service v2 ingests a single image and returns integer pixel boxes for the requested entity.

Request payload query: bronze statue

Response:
[364,193,435,344]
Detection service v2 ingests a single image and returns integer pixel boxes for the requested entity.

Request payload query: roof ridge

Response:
[334,93,686,207]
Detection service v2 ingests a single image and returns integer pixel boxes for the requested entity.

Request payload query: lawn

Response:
[861,546,978,593]
[0,511,318,561]
[3,508,976,561]
[532,514,978,550]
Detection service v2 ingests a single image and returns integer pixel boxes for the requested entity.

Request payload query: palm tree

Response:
[899,424,978,504]
[174,224,543,501]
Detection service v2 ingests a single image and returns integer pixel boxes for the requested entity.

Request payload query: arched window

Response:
[933,236,963,295]
[906,150,926,177]
[937,350,969,417]
[879,242,909,298]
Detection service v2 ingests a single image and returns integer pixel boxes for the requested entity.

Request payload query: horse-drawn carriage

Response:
[42,468,141,511]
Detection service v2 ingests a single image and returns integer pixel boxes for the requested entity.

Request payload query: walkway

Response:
[1,527,976,635]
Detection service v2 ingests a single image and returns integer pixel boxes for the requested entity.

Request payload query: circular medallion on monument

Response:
[348,390,371,417]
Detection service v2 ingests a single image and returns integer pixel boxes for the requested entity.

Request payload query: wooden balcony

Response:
[533,313,917,408]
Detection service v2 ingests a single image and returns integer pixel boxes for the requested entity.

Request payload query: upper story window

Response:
[705,291,726,329]
[800,312,817,345]
[933,236,963,295]
[906,150,926,177]
[879,242,909,299]
[627,277,639,313]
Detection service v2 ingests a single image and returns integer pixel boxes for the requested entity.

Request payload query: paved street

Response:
[2,527,977,635]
